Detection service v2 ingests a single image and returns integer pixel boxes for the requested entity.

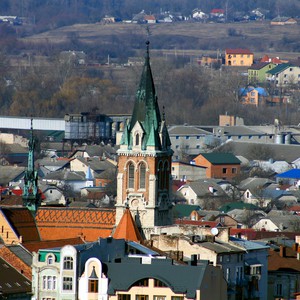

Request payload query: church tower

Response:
[116,42,173,238]
[22,119,41,214]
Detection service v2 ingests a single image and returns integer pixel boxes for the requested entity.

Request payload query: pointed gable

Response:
[113,207,143,242]
[127,41,171,151]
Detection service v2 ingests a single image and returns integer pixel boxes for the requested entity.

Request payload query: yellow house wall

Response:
[0,212,19,244]
[225,53,253,66]
[109,278,200,300]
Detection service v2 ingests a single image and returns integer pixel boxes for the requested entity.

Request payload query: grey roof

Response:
[186,179,227,197]
[0,257,31,295]
[43,169,86,181]
[36,157,70,169]
[199,239,245,254]
[238,177,274,191]
[223,140,300,162]
[230,237,269,251]
[168,125,212,136]
[74,157,116,174]
[0,166,25,185]
[221,126,264,136]
[6,245,32,266]
[106,257,208,298]
[40,142,72,151]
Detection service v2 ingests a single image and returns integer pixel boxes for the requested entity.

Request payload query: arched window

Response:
[163,161,169,189]
[135,133,139,146]
[63,256,73,270]
[139,163,146,189]
[158,161,163,190]
[47,255,54,265]
[128,163,135,189]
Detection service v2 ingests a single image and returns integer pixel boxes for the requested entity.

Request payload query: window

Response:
[47,255,54,265]
[135,133,139,146]
[275,283,283,296]
[154,297,166,300]
[251,266,261,275]
[175,145,179,149]
[139,163,146,189]
[185,136,190,140]
[154,279,167,287]
[226,267,230,281]
[42,276,56,290]
[171,297,184,300]
[232,168,237,174]
[175,136,179,140]
[89,279,98,293]
[133,279,148,287]
[128,163,135,189]
[63,277,73,291]
[63,257,73,270]
[118,295,131,300]
[136,295,148,300]
[222,168,227,174]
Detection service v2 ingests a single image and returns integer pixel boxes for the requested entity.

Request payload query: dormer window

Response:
[135,133,140,146]
[47,255,54,265]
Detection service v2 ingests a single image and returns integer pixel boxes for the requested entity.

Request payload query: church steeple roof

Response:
[129,41,162,149]
[113,206,143,243]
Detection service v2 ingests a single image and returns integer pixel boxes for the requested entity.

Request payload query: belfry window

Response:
[128,163,135,189]
[139,163,146,189]
[135,133,140,146]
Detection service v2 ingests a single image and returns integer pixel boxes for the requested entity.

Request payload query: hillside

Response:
[21,21,300,58]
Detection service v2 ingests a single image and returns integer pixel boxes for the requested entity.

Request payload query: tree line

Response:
[1,51,299,127]
[1,0,300,32]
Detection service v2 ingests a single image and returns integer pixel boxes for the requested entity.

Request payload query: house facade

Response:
[248,62,276,84]
[266,63,300,87]
[32,237,227,300]
[225,49,254,66]
[239,86,268,107]
[193,153,241,180]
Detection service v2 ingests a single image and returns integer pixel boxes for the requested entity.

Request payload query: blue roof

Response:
[276,169,300,179]
[239,86,268,97]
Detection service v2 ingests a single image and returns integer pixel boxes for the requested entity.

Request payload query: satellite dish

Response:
[211,227,219,236]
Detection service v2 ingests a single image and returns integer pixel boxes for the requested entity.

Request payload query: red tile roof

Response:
[113,207,142,242]
[0,207,40,242]
[22,237,85,253]
[36,207,115,242]
[211,9,225,14]
[268,247,300,272]
[226,48,253,55]
[0,245,31,280]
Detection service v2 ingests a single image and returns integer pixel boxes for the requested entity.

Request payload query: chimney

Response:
[280,245,286,257]
[191,254,198,266]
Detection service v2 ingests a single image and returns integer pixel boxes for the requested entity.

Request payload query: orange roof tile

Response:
[0,207,40,242]
[113,207,142,242]
[268,247,300,271]
[226,48,253,55]
[0,245,32,280]
[36,207,115,242]
[23,237,85,253]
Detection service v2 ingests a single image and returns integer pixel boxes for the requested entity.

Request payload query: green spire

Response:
[23,119,41,213]
[129,41,162,149]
